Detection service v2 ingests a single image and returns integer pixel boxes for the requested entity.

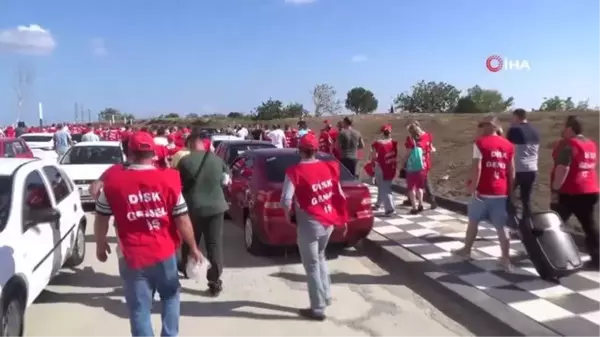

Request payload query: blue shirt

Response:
[53,130,71,152]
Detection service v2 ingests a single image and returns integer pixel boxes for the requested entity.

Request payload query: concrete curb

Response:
[390,183,588,251]
[361,231,559,336]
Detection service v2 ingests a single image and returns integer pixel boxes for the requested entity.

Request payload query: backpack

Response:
[406,138,425,172]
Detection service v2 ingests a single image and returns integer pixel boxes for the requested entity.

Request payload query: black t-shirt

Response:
[251,129,262,140]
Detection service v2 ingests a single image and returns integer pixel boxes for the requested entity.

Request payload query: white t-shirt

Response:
[268,129,286,148]
[81,132,100,142]
[236,128,248,139]
[154,137,169,146]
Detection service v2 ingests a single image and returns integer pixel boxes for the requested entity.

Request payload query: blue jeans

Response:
[297,224,334,315]
[468,196,508,230]
[119,254,180,337]
[374,166,395,212]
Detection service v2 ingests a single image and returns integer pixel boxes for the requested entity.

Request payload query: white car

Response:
[19,133,58,162]
[211,134,242,151]
[0,158,86,335]
[59,141,125,205]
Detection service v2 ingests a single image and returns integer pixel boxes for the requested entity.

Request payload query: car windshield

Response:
[227,144,274,165]
[60,146,123,165]
[20,135,52,142]
[0,176,12,232]
[264,153,356,182]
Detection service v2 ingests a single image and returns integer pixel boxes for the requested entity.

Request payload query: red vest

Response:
[372,140,398,180]
[153,145,169,168]
[319,130,333,153]
[474,135,514,196]
[288,132,298,148]
[102,165,182,269]
[560,137,599,194]
[405,132,433,171]
[202,138,211,152]
[285,160,348,227]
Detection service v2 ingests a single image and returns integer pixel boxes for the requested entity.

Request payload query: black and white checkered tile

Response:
[368,185,600,336]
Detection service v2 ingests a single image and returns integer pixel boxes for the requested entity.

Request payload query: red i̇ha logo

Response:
[486,55,530,72]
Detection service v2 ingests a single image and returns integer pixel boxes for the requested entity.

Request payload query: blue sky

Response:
[0,0,598,124]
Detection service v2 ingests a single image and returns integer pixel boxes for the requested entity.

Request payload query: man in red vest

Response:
[318,121,334,153]
[281,132,348,321]
[551,116,599,269]
[94,131,202,336]
[452,116,515,271]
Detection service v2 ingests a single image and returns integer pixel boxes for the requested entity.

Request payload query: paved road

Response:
[26,213,475,336]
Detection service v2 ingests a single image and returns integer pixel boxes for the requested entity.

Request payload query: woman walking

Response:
[401,123,428,214]
[371,124,398,216]
[280,133,348,321]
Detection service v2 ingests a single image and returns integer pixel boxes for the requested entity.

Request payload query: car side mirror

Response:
[25,208,61,227]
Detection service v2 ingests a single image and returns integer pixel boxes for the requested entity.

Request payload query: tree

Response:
[345,87,378,114]
[539,96,575,111]
[282,102,307,118]
[227,112,244,118]
[186,113,199,119]
[163,112,180,119]
[312,84,342,117]
[394,80,461,113]
[576,99,589,110]
[255,99,284,120]
[466,85,514,113]
[454,97,482,114]
[99,107,133,122]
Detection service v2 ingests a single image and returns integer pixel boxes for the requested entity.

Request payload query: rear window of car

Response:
[227,144,274,164]
[264,153,355,182]
[20,135,53,142]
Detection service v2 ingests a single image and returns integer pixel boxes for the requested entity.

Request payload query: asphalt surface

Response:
[25,213,477,336]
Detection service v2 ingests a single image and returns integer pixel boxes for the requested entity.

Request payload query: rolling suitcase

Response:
[516,211,582,281]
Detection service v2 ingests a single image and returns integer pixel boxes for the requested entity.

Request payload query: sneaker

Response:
[298,308,326,321]
[409,208,420,215]
[402,200,411,206]
[499,258,513,272]
[383,210,396,217]
[208,282,223,297]
[417,204,424,212]
[451,248,472,260]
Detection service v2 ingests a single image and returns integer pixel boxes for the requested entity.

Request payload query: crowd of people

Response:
[1,110,597,335]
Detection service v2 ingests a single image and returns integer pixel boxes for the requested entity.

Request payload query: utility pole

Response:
[74,102,79,123]
[80,104,85,123]
[88,109,91,122]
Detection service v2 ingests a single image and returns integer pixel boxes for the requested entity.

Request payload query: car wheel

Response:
[65,224,86,267]
[244,217,266,256]
[1,294,24,337]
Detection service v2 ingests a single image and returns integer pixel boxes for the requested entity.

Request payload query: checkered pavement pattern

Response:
[368,185,600,336]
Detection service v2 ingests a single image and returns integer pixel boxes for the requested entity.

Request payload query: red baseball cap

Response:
[298,132,319,150]
[380,124,392,132]
[128,132,155,152]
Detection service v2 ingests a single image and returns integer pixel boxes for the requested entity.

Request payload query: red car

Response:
[215,140,275,166]
[227,148,374,255]
[0,138,34,158]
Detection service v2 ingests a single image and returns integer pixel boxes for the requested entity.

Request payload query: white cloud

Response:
[285,0,317,4]
[0,24,56,55]
[90,38,107,56]
[351,54,367,62]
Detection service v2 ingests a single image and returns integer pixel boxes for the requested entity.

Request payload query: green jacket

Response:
[177,150,230,217]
